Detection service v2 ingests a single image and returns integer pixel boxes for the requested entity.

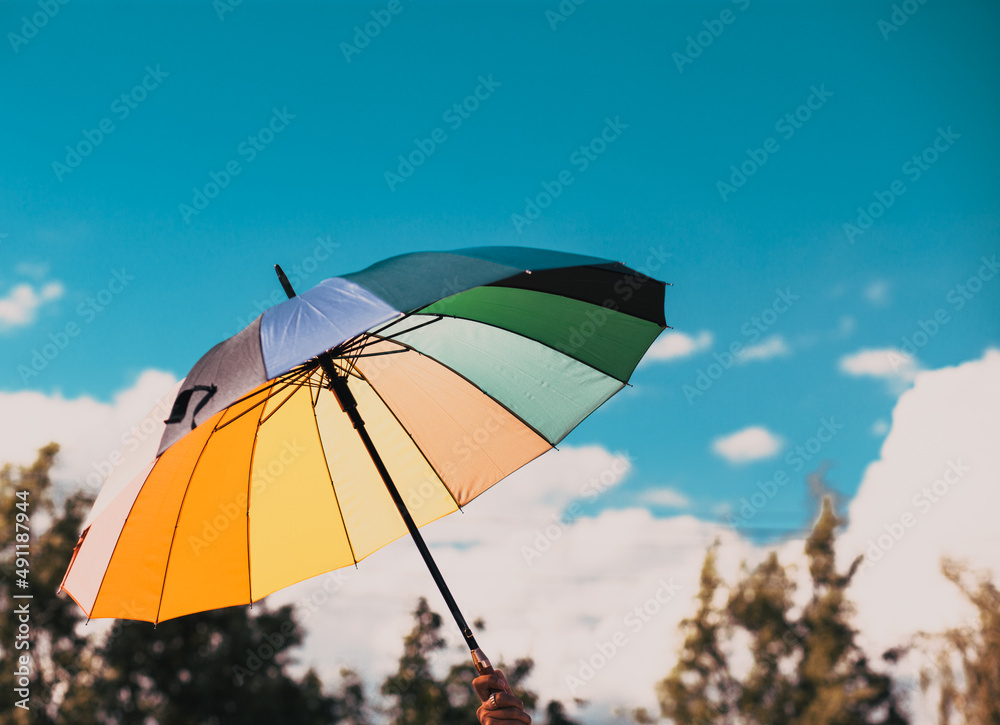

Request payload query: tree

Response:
[656,542,739,725]
[788,498,907,725]
[917,559,1000,725]
[0,444,102,724]
[382,597,539,725]
[727,551,798,724]
[90,601,344,724]
[1,444,362,725]
[654,496,909,724]
[542,699,583,724]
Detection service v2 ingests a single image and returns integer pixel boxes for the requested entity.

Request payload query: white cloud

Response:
[836,315,857,339]
[839,347,921,392]
[646,330,712,362]
[637,487,690,509]
[10,351,1000,723]
[711,426,784,464]
[738,335,790,363]
[289,350,999,722]
[0,280,65,330]
[864,280,891,306]
[14,262,51,280]
[0,369,178,494]
[2,377,706,719]
[280,485,751,723]
[840,349,1000,642]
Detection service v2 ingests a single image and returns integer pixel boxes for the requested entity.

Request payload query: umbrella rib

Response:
[361,357,550,502]
[372,314,444,342]
[226,366,312,409]
[339,314,442,355]
[214,368,313,432]
[347,348,409,358]
[361,310,427,340]
[409,309,641,384]
[358,313,639,443]
[256,381,303,427]
[85,461,158,622]
[311,372,323,406]
[353,334,556,447]
[405,315,637,438]
[244,380,274,606]
[309,389,359,567]
[154,417,224,624]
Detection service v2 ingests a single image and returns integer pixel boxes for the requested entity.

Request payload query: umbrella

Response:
[61,246,668,674]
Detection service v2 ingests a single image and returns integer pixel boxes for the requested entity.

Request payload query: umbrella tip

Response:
[274,264,297,299]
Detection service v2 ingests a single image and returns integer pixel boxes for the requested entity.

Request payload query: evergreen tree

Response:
[1,445,358,725]
[790,498,907,725]
[91,601,342,724]
[382,597,539,725]
[543,699,583,725]
[0,444,101,725]
[918,559,1000,725]
[655,496,909,725]
[656,543,739,725]
[727,551,798,725]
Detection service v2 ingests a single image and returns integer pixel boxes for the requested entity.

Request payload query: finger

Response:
[480,709,532,725]
[477,705,532,725]
[484,693,525,711]
[494,668,514,695]
[473,673,506,701]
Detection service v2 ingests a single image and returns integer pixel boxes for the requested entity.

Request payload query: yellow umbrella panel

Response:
[62,361,549,623]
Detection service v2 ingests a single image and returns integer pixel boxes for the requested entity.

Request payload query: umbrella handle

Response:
[472,647,505,698]
[472,647,494,676]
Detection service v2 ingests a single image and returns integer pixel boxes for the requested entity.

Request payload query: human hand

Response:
[473,669,531,725]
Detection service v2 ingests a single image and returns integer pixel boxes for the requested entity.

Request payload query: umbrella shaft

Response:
[326,370,481,652]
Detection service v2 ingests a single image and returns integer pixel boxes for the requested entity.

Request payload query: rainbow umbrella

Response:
[61,246,668,672]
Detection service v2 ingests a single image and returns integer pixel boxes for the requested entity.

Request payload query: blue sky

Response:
[2,0,998,547]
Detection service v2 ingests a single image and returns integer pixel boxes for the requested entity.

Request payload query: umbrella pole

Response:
[325,363,495,677]
[273,265,496,675]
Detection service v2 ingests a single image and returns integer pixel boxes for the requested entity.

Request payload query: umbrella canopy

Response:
[61,246,668,630]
